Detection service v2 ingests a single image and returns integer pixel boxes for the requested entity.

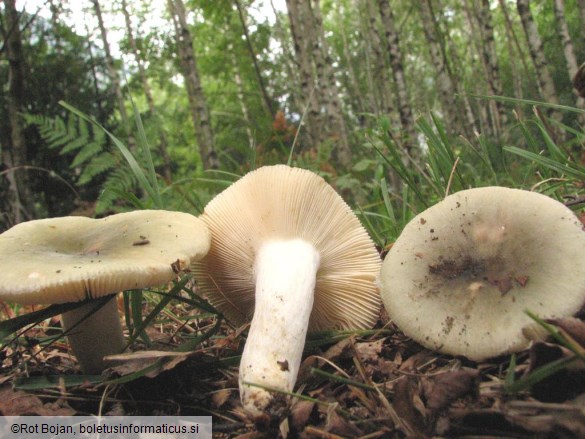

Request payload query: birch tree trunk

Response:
[417,0,459,135]
[269,0,304,116]
[121,0,173,181]
[1,0,35,224]
[83,20,107,121]
[552,0,585,116]
[476,0,506,137]
[335,3,365,124]
[285,0,321,148]
[462,0,497,137]
[285,0,352,168]
[168,0,218,169]
[377,0,418,158]
[363,0,394,118]
[234,0,275,119]
[230,43,255,152]
[516,0,562,121]
[309,0,351,167]
[91,0,136,150]
[498,0,529,100]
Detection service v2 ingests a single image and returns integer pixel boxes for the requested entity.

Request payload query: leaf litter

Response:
[1,290,584,438]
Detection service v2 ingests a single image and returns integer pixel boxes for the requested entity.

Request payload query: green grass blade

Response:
[130,99,162,208]
[504,147,585,180]
[505,355,578,394]
[14,375,103,389]
[311,367,376,391]
[472,94,585,114]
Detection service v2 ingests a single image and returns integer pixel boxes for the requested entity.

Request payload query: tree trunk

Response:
[121,0,173,181]
[83,21,106,121]
[91,0,136,150]
[363,0,394,118]
[377,0,418,158]
[498,0,528,101]
[476,0,506,137]
[552,0,585,115]
[335,3,365,125]
[234,0,275,119]
[269,0,303,116]
[417,0,460,135]
[286,0,322,149]
[168,0,218,169]
[462,0,498,136]
[1,0,35,225]
[229,43,255,152]
[309,0,351,167]
[516,0,562,121]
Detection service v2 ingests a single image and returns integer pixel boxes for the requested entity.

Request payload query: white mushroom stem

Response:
[61,295,125,374]
[239,239,320,415]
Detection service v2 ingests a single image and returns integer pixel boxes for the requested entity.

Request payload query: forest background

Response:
[1,0,583,235]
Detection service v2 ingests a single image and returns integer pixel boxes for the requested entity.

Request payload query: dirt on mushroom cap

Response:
[380,187,585,361]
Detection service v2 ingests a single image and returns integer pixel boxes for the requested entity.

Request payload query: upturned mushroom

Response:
[379,187,585,361]
[0,210,210,373]
[192,165,381,415]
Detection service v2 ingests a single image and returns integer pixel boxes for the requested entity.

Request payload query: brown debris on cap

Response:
[379,187,585,361]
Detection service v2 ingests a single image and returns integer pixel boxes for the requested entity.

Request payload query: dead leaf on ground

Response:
[105,350,192,379]
[422,368,479,413]
[353,338,385,364]
[290,400,315,433]
[392,375,427,437]
[323,406,363,437]
[504,397,585,438]
[0,385,75,416]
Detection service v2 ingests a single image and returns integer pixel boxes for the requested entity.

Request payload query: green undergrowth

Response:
[2,96,584,396]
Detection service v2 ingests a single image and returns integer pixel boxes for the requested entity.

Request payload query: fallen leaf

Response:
[504,398,585,437]
[354,338,385,364]
[392,375,427,437]
[289,400,315,433]
[422,369,479,412]
[324,407,363,437]
[0,385,75,416]
[106,351,191,379]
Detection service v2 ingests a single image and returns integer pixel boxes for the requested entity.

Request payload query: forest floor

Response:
[1,295,584,439]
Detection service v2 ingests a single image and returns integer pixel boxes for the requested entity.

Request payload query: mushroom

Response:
[192,165,381,414]
[0,210,210,373]
[379,186,585,361]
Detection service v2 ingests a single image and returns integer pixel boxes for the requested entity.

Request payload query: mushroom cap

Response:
[192,165,382,331]
[379,187,585,361]
[0,210,211,304]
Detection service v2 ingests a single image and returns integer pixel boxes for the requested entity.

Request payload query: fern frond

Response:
[77,153,117,185]
[70,142,104,168]
[95,166,139,214]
